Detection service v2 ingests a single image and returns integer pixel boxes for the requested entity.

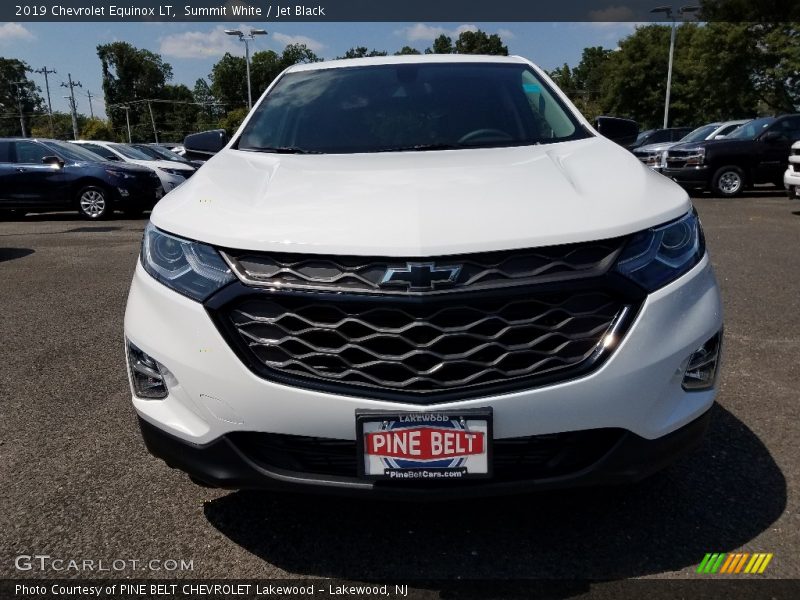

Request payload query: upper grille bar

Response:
[220,240,623,296]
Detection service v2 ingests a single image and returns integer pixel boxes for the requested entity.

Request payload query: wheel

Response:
[711,166,745,197]
[77,186,111,219]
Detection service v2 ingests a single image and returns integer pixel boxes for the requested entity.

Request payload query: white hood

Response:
[151,136,690,256]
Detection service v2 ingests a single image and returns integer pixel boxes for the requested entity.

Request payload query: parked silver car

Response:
[634,120,748,170]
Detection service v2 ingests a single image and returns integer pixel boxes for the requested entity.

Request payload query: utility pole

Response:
[85,90,95,119]
[147,101,158,143]
[10,81,27,137]
[60,73,82,139]
[120,105,132,142]
[34,66,57,137]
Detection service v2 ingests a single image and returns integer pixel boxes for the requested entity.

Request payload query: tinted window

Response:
[728,117,775,140]
[773,117,800,138]
[0,141,10,163]
[42,140,106,163]
[672,129,692,140]
[238,62,589,154]
[681,125,718,143]
[80,143,117,160]
[717,123,740,136]
[109,143,152,160]
[13,141,51,164]
[649,130,671,143]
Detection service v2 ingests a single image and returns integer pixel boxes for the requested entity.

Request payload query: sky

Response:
[0,21,640,120]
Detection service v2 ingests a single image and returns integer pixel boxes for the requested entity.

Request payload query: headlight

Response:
[105,169,134,179]
[684,148,705,166]
[141,223,235,301]
[615,211,704,291]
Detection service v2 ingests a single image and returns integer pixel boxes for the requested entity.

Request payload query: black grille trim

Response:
[206,276,643,403]
[220,240,624,296]
[229,429,625,482]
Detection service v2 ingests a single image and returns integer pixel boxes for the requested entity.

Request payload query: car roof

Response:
[284,54,530,73]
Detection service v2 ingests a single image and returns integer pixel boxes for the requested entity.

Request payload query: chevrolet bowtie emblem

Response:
[380,262,462,291]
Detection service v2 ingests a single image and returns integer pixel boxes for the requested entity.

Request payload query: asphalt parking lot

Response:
[1,191,798,582]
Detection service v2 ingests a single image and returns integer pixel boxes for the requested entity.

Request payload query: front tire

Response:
[711,166,745,197]
[77,186,111,220]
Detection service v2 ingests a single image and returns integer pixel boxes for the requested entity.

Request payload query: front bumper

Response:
[784,166,800,197]
[661,166,711,188]
[125,254,723,494]
[137,407,712,498]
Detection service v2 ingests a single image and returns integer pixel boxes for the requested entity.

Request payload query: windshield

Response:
[237,62,589,154]
[727,117,775,140]
[134,144,190,163]
[635,130,654,143]
[109,143,154,160]
[43,141,108,163]
[681,125,718,143]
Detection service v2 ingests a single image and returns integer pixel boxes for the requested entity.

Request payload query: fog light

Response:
[126,341,168,399]
[682,331,722,391]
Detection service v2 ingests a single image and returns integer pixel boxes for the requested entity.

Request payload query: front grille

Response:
[209,242,640,401]
[230,429,624,482]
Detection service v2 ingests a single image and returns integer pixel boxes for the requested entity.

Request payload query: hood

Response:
[151,137,690,256]
[634,141,678,154]
[129,159,194,172]
[670,137,751,153]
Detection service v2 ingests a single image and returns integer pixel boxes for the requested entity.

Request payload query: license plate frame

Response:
[356,408,493,481]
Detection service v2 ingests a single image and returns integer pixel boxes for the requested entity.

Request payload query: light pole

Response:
[224,28,268,110]
[651,5,700,129]
[60,73,82,140]
[119,105,132,142]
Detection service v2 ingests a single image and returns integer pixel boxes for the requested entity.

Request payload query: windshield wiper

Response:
[243,146,322,154]
[376,143,463,152]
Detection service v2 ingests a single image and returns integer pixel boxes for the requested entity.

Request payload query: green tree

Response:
[209,52,248,109]
[455,31,508,55]
[338,47,388,59]
[80,117,115,140]
[0,57,44,137]
[218,107,249,136]
[159,83,200,142]
[29,111,85,140]
[425,35,453,54]
[395,46,421,56]
[97,42,173,141]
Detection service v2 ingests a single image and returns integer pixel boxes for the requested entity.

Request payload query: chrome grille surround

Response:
[207,240,642,403]
[220,241,622,296]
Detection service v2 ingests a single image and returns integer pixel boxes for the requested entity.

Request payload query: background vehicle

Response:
[633,120,747,170]
[71,140,195,193]
[662,115,800,196]
[0,138,162,219]
[627,127,693,151]
[785,140,800,198]
[132,144,205,169]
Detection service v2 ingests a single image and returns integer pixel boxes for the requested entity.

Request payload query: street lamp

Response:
[224,28,268,110]
[651,5,700,129]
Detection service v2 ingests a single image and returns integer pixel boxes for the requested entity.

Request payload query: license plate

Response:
[356,409,492,480]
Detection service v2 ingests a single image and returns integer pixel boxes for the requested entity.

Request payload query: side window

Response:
[719,124,739,136]
[82,143,116,160]
[784,117,800,140]
[0,141,11,163]
[13,141,51,164]
[651,130,670,143]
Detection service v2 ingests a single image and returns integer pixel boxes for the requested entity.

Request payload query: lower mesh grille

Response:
[230,429,624,482]
[218,289,632,400]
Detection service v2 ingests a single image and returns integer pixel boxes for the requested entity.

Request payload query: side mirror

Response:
[761,131,784,143]
[183,129,228,158]
[42,156,65,169]
[595,116,639,147]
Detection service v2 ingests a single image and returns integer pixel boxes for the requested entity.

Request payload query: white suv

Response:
[124,55,722,498]
[785,140,800,198]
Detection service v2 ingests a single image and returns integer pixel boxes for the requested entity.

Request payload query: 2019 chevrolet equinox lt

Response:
[124,55,723,498]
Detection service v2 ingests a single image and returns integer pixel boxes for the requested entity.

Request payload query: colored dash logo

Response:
[697,553,773,574]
